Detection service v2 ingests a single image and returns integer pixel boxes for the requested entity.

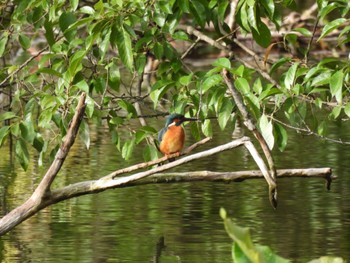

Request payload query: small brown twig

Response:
[0,45,49,87]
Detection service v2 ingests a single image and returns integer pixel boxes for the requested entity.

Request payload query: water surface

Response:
[0,120,349,262]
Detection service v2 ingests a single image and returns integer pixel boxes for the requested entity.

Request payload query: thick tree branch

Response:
[32,93,87,200]
[45,167,333,208]
[222,70,277,178]
[0,93,86,235]
[131,168,333,186]
[222,69,278,207]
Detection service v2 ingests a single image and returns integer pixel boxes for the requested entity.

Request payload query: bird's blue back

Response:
[158,126,168,143]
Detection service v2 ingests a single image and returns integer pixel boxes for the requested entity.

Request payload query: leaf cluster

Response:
[0,0,350,169]
[220,208,345,263]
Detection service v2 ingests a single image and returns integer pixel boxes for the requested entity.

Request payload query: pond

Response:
[0,118,349,263]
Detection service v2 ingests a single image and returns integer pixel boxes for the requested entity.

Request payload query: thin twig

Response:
[270,116,350,145]
[0,45,49,87]
[181,37,201,60]
[304,15,320,64]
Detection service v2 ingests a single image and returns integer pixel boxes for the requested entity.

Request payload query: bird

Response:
[158,113,197,161]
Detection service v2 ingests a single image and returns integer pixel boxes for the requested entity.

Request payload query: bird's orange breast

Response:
[159,125,185,155]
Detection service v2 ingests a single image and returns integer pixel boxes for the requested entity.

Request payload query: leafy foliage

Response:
[220,208,345,263]
[0,0,349,169]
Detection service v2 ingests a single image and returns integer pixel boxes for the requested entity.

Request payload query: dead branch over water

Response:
[0,93,333,236]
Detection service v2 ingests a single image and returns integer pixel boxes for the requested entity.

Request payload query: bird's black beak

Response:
[183,117,200,122]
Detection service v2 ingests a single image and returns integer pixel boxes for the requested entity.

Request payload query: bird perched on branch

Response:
[158,113,198,161]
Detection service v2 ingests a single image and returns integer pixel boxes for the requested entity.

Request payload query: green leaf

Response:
[344,102,350,118]
[44,19,55,47]
[270,57,291,74]
[108,62,120,91]
[135,126,157,144]
[59,12,77,41]
[113,24,134,71]
[259,86,282,101]
[178,0,190,13]
[68,50,86,78]
[293,27,312,37]
[232,243,253,263]
[284,62,299,90]
[251,20,271,48]
[311,71,331,87]
[37,68,63,78]
[218,0,229,22]
[189,0,206,28]
[150,80,174,107]
[74,80,89,93]
[79,119,90,150]
[201,119,213,137]
[0,112,17,122]
[122,139,135,160]
[317,120,327,136]
[201,74,223,93]
[223,214,260,262]
[247,5,258,31]
[38,109,53,128]
[118,99,137,118]
[318,18,346,41]
[212,57,231,69]
[135,54,146,75]
[154,11,166,27]
[20,121,36,144]
[218,98,233,130]
[70,0,79,11]
[0,126,10,147]
[16,138,30,170]
[261,0,275,19]
[237,2,250,32]
[259,114,274,150]
[172,30,189,41]
[319,2,338,20]
[18,34,31,50]
[33,134,44,153]
[190,121,201,141]
[0,34,8,57]
[234,78,250,94]
[222,208,291,263]
[80,6,95,15]
[274,123,288,151]
[308,256,346,263]
[330,105,342,119]
[153,42,164,59]
[85,96,95,118]
[330,71,344,104]
[179,73,193,86]
[143,145,159,161]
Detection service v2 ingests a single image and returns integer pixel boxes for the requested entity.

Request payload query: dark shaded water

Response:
[0,119,350,262]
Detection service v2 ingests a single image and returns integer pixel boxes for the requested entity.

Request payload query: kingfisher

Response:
[158,113,197,160]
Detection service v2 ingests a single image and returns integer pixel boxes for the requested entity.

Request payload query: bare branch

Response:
[0,45,49,88]
[46,167,332,208]
[134,168,333,185]
[0,93,86,235]
[102,137,212,180]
